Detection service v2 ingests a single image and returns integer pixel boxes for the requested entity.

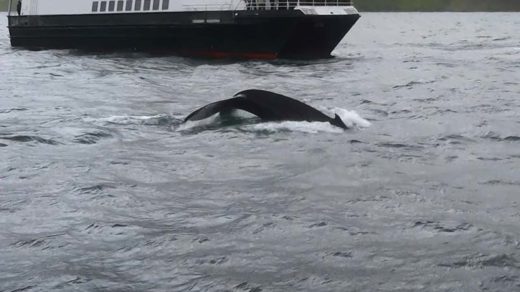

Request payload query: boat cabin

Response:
[8,0,354,15]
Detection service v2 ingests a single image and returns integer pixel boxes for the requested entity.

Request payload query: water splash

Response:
[247,121,344,134]
[178,108,370,134]
[333,108,372,128]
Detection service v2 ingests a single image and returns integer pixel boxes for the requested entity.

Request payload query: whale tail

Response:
[184,89,351,130]
[331,114,348,129]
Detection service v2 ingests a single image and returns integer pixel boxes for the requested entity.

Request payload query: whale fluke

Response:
[184,89,348,129]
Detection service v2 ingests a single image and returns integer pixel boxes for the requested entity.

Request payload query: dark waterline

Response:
[1,13,520,291]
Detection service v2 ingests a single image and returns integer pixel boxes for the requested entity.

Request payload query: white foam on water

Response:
[84,114,171,125]
[178,108,371,134]
[177,110,258,131]
[247,121,344,134]
[176,114,220,131]
[333,108,372,128]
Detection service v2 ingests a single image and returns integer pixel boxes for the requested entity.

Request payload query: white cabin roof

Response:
[14,0,356,16]
[18,0,245,15]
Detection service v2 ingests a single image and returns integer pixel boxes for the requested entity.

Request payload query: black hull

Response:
[8,11,359,59]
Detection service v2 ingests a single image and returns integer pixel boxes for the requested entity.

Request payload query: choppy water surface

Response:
[1,13,520,291]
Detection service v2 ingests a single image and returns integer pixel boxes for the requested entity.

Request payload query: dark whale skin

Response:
[184,89,348,129]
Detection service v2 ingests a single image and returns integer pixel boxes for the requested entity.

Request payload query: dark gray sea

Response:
[1,12,519,292]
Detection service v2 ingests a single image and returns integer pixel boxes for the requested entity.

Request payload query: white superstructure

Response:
[17,0,244,15]
[14,0,356,16]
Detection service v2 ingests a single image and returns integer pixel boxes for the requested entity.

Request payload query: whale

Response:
[183,89,348,129]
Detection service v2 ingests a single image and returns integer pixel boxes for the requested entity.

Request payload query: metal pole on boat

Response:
[7,0,13,16]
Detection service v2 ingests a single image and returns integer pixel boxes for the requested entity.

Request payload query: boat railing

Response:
[245,0,353,10]
[184,0,352,11]
[183,3,236,11]
[7,0,13,16]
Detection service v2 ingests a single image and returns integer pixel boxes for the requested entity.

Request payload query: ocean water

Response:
[1,12,519,291]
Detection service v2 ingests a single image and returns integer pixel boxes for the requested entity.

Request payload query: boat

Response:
[6,0,360,59]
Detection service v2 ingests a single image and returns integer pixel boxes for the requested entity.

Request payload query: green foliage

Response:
[1,0,520,11]
[355,0,520,11]
[0,0,8,11]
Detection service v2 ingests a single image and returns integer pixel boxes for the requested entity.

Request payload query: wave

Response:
[481,131,520,142]
[439,253,520,269]
[75,183,117,194]
[333,108,371,128]
[480,180,520,186]
[0,107,28,114]
[412,220,474,233]
[83,114,178,126]
[0,134,60,145]
[377,142,424,151]
[438,134,476,145]
[73,130,114,144]
[247,121,345,134]
[392,79,436,89]
[246,109,370,134]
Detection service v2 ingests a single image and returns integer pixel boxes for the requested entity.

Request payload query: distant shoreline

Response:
[1,9,519,12]
[359,10,520,12]
[1,0,520,12]
[357,9,520,12]
[1,9,520,12]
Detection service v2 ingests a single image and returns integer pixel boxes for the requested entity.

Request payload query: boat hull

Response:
[8,10,360,59]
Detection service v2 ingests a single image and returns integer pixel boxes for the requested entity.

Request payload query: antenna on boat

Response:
[7,0,13,16]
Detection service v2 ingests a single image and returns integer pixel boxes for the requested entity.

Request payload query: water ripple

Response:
[1,12,520,292]
[0,134,60,145]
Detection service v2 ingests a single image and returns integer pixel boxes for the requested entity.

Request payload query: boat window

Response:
[108,1,115,11]
[162,0,169,10]
[100,1,107,11]
[117,0,124,10]
[134,0,141,10]
[92,1,99,12]
[143,0,151,10]
[125,0,132,11]
[152,0,159,10]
